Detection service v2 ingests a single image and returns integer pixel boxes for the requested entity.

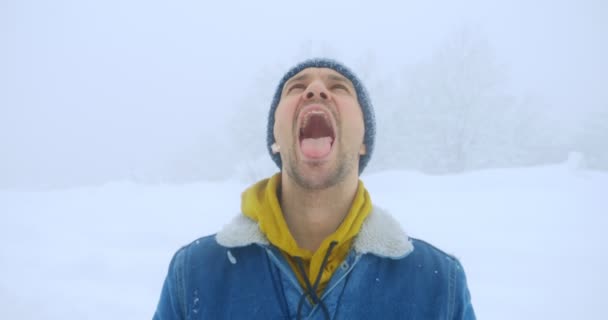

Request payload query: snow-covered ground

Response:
[1,163,606,319]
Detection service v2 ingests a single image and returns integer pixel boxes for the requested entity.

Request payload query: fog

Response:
[1,0,607,189]
[2,2,608,318]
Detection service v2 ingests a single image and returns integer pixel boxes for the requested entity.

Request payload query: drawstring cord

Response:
[294,241,338,320]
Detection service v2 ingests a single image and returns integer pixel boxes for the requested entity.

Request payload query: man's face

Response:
[273,67,366,190]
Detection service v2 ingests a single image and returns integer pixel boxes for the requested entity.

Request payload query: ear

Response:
[273,119,280,151]
[359,144,367,155]
[271,143,281,154]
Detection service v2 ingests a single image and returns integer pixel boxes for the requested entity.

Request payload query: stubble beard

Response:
[285,139,357,191]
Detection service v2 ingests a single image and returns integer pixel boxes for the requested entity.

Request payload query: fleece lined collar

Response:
[216,205,414,259]
[238,174,372,258]
[236,174,373,294]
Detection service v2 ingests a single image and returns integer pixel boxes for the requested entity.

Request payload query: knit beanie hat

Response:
[266,58,376,174]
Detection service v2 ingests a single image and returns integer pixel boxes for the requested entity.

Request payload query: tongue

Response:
[300,137,333,158]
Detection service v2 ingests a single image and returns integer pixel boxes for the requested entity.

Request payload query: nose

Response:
[304,81,329,100]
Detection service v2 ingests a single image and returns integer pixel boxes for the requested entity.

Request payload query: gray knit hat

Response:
[266,58,376,174]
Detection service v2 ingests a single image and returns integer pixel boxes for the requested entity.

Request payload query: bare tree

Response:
[380,27,544,173]
[578,105,608,170]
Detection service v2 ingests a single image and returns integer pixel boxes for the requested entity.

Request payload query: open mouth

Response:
[298,108,336,159]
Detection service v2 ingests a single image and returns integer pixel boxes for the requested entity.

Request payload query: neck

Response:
[279,171,360,252]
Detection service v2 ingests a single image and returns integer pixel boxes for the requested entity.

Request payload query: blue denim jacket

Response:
[154,208,476,319]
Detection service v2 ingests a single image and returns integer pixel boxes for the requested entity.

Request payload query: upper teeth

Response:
[302,110,329,128]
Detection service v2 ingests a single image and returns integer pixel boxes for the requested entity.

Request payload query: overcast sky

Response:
[1,0,606,188]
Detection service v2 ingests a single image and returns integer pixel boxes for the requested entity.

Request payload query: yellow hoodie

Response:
[241,173,372,296]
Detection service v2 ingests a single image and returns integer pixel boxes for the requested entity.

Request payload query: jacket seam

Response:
[410,238,458,263]
[447,258,456,319]
[265,247,291,318]
[265,248,308,298]
[174,246,187,319]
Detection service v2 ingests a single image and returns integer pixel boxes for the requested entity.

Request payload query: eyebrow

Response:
[282,71,355,92]
[327,74,352,85]
[283,73,311,90]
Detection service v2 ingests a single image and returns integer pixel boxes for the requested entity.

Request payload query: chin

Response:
[287,159,348,191]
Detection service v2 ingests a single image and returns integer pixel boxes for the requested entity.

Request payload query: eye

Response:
[287,83,306,94]
[331,84,350,93]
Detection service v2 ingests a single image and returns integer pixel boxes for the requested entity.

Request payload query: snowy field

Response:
[1,163,607,319]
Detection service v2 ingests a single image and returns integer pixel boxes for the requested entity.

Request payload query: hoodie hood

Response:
[240,173,372,294]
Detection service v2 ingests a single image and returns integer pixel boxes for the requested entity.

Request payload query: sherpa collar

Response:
[215,206,414,259]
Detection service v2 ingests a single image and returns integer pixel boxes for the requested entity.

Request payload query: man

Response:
[154,58,476,319]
